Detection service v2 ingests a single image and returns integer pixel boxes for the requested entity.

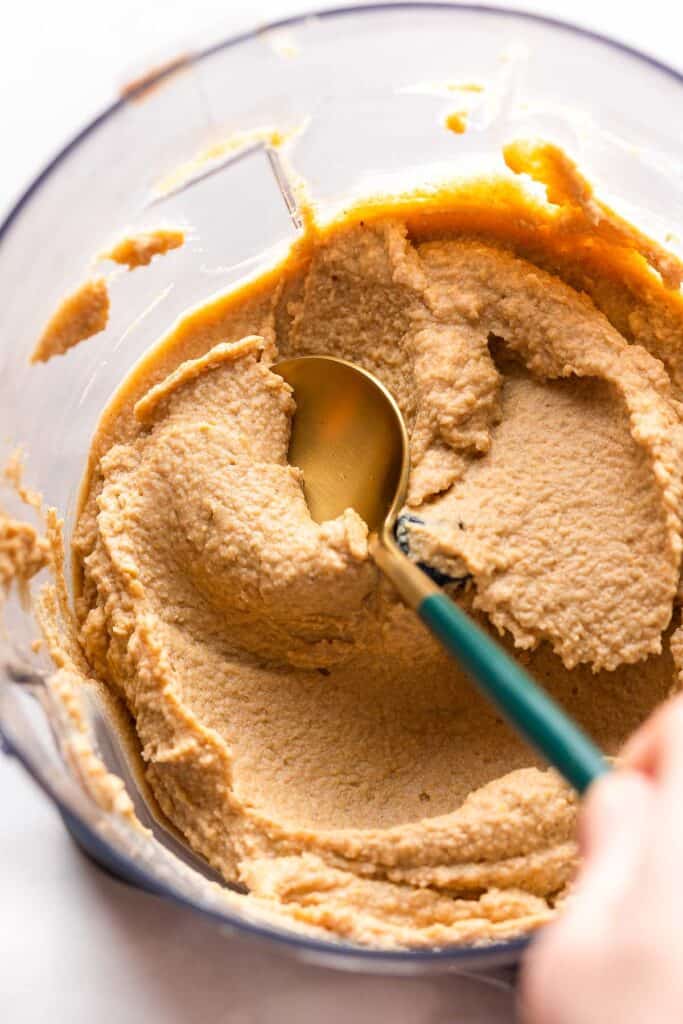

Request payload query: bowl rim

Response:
[2,1,682,247]
[2,0,680,968]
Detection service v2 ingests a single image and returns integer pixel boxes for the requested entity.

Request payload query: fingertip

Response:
[621,695,683,778]
[664,694,683,744]
[579,771,652,861]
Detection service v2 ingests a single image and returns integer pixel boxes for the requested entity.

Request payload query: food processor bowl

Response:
[2,2,683,976]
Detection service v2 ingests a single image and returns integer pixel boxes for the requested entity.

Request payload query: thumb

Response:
[571,771,653,911]
[519,775,654,1024]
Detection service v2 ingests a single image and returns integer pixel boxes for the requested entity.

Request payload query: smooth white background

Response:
[2,2,681,1021]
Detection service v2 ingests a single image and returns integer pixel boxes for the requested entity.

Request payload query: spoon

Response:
[274,355,609,794]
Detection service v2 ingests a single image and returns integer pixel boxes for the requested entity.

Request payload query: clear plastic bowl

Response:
[2,2,683,976]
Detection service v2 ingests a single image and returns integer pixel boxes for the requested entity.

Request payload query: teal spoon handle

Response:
[418,591,609,794]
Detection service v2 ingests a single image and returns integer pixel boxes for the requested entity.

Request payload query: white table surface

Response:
[2,2,682,1021]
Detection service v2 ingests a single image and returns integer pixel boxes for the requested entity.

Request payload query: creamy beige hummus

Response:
[36,142,683,948]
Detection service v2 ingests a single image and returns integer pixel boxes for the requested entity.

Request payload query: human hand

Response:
[520,696,683,1024]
